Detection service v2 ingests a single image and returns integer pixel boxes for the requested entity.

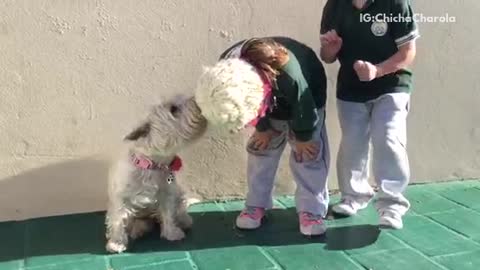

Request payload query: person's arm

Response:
[320,52,336,64]
[377,0,419,76]
[319,0,341,63]
[354,0,420,81]
[320,36,340,64]
[255,116,271,132]
[376,41,416,77]
[290,79,318,142]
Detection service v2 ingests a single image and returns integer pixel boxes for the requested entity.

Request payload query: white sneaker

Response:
[235,207,265,230]
[331,198,368,216]
[299,212,326,236]
[379,211,403,229]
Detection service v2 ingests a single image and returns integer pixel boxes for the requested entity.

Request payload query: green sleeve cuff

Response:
[391,0,420,47]
[255,117,271,132]
[293,130,314,142]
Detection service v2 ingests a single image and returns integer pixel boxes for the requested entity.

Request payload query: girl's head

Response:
[240,38,290,83]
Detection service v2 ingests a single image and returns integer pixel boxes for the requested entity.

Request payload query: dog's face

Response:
[124,95,207,156]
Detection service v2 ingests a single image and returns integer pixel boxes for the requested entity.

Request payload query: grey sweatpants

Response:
[245,109,330,217]
[337,93,411,216]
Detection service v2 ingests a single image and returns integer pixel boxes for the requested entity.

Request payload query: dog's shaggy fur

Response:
[105,95,207,253]
[194,58,264,132]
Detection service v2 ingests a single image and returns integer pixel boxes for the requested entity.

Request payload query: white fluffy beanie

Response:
[194,58,265,132]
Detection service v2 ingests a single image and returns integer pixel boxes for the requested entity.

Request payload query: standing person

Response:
[216,37,330,236]
[320,0,419,229]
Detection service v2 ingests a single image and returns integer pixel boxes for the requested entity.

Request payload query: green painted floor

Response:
[2,180,480,270]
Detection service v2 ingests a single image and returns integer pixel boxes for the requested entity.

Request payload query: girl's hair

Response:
[240,38,289,84]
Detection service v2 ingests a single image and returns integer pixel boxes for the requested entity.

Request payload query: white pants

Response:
[245,109,330,217]
[336,93,411,216]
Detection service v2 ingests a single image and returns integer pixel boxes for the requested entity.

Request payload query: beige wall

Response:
[0,0,479,221]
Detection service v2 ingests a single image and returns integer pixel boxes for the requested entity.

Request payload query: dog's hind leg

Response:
[129,218,154,240]
[105,208,132,253]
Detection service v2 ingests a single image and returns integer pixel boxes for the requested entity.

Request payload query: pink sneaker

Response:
[299,212,326,236]
[235,207,265,229]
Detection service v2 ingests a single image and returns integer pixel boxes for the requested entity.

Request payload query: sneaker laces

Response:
[340,198,355,207]
[300,212,323,226]
[239,207,264,220]
[380,210,399,219]
[338,198,363,211]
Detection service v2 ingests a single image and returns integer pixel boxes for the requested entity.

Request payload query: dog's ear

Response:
[124,122,151,141]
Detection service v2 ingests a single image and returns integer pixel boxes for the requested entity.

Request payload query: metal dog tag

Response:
[167,172,175,184]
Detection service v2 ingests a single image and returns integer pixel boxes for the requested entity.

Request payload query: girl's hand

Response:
[320,30,343,55]
[353,60,379,81]
[249,129,280,151]
[294,141,319,162]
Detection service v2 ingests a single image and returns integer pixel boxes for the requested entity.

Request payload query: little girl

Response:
[220,37,330,236]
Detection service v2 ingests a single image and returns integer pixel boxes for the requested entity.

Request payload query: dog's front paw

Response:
[161,227,186,241]
[106,241,127,254]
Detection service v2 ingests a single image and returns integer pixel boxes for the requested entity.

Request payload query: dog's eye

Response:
[170,105,180,116]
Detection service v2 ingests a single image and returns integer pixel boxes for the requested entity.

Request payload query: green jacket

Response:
[220,37,327,141]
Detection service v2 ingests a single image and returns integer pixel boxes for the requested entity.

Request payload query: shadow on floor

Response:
[325,224,381,250]
[0,157,109,221]
[0,208,381,262]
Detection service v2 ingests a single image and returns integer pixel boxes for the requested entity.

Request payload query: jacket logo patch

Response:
[371,21,388,37]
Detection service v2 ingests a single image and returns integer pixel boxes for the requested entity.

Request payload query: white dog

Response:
[105,95,207,253]
[105,55,265,253]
